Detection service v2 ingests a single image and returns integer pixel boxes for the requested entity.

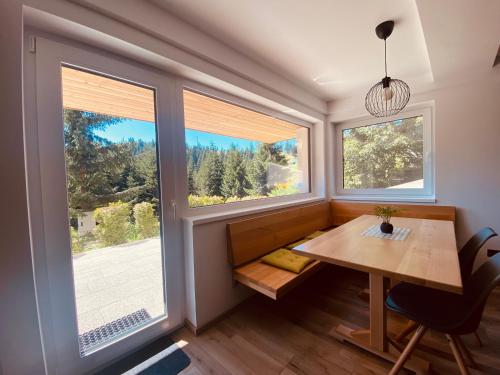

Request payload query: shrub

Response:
[188,194,225,207]
[133,202,160,239]
[70,227,84,253]
[269,183,299,197]
[94,201,131,246]
[225,195,266,203]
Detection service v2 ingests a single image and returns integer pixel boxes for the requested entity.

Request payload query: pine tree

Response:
[64,110,123,210]
[248,144,270,195]
[196,147,224,196]
[222,147,248,198]
[187,159,197,195]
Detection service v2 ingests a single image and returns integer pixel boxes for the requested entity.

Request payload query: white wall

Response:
[0,2,46,374]
[186,219,252,327]
[430,78,500,263]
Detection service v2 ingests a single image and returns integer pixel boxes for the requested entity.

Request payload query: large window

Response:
[183,89,310,208]
[335,108,433,199]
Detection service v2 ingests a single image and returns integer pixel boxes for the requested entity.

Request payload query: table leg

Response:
[369,273,387,351]
[330,272,430,374]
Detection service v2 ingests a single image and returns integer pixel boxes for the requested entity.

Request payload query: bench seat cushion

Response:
[233,259,323,300]
[261,249,314,273]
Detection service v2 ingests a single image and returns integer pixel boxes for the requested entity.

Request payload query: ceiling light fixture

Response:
[365,20,410,117]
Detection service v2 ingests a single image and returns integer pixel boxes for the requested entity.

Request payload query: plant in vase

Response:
[374,206,401,234]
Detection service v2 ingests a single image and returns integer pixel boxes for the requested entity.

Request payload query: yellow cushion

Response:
[261,248,314,274]
[306,230,325,239]
[285,239,308,249]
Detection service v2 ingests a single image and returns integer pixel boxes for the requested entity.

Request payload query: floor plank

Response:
[173,265,500,375]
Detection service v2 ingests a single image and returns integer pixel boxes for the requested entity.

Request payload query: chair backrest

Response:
[459,227,498,282]
[459,253,500,333]
[227,202,331,267]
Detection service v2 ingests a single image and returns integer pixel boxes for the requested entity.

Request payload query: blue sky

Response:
[95,118,260,149]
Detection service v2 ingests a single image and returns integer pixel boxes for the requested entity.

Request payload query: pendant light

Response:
[365,20,410,117]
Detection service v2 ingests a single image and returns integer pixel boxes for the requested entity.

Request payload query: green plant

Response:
[268,183,300,197]
[94,201,131,246]
[70,227,85,253]
[374,206,402,223]
[133,202,160,239]
[188,194,225,207]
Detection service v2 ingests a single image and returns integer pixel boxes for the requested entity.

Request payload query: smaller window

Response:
[335,108,433,199]
[183,89,311,208]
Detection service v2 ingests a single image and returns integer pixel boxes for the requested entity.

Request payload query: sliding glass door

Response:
[28,38,183,374]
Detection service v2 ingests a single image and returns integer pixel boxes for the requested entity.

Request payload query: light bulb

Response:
[384,86,393,101]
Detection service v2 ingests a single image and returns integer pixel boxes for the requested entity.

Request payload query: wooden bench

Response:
[227,200,456,300]
[227,202,331,300]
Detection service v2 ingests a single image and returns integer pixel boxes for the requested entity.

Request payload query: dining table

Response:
[292,214,462,374]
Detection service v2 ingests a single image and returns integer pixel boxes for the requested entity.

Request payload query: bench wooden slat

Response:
[330,201,456,226]
[234,260,324,300]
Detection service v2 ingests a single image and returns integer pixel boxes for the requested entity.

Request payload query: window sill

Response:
[183,196,325,226]
[331,195,436,203]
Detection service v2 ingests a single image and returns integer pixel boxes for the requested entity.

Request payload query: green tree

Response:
[196,147,224,196]
[222,147,249,198]
[133,202,160,239]
[64,110,125,210]
[93,201,131,246]
[343,117,423,189]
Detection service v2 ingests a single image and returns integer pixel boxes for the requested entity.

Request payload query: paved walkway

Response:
[73,238,164,334]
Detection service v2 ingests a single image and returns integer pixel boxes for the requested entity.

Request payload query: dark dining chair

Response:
[393,227,498,345]
[386,253,500,375]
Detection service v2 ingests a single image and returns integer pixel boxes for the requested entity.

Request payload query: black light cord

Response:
[384,39,388,78]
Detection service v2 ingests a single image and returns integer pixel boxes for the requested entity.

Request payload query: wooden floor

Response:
[173,265,500,375]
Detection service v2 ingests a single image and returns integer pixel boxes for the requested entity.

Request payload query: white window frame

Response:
[333,106,434,202]
[177,80,317,216]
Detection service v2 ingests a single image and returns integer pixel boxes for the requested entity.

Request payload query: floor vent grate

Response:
[78,308,152,357]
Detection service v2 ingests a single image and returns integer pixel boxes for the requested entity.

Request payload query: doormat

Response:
[94,335,190,375]
[79,309,152,356]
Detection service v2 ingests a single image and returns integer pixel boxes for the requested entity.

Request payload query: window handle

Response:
[170,199,176,221]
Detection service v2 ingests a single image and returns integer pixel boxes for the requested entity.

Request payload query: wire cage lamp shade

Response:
[365,20,410,117]
[365,77,410,117]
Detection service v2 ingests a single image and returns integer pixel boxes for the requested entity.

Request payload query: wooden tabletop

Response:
[292,215,462,294]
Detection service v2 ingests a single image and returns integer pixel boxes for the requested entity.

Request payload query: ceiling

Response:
[152,0,500,103]
[153,0,433,101]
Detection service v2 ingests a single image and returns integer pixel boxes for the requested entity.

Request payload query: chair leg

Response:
[394,320,418,342]
[389,325,427,375]
[447,335,471,375]
[455,335,479,369]
[473,330,483,347]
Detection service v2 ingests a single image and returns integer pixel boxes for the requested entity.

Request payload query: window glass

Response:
[61,66,166,355]
[183,90,310,208]
[342,116,424,189]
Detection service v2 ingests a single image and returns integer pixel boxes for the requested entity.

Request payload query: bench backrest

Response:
[227,202,331,267]
[330,201,456,226]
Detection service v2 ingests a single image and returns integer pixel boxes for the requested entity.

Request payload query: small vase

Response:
[380,222,393,234]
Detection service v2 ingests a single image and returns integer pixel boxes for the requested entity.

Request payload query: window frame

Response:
[334,106,434,201]
[178,80,316,215]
